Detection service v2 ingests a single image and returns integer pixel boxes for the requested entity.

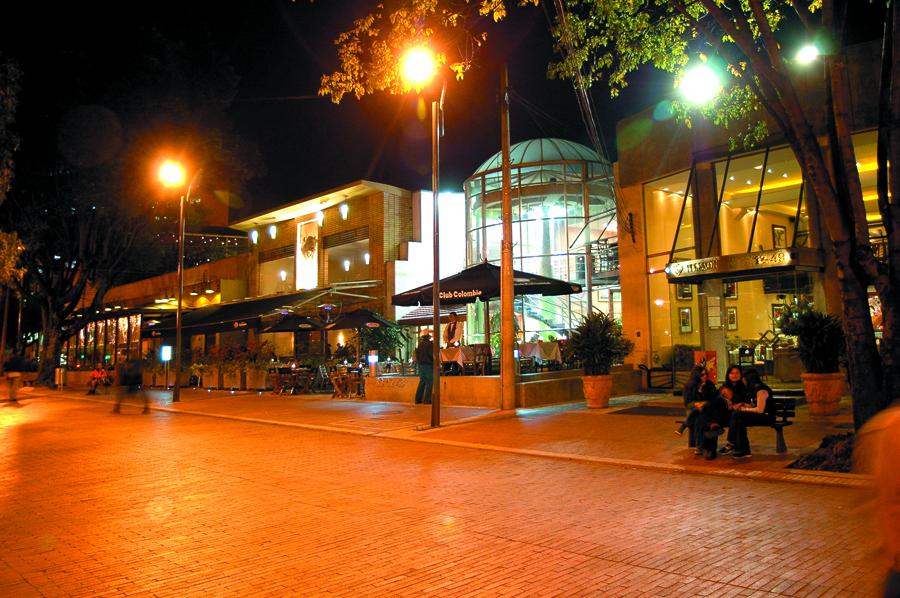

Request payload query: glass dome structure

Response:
[464,138,621,342]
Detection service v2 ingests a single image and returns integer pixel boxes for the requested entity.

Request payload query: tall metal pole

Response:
[500,66,516,411]
[431,82,446,428]
[173,187,188,403]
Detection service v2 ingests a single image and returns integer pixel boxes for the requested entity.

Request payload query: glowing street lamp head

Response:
[401,46,437,90]
[796,44,819,65]
[158,160,186,188]
[679,64,721,105]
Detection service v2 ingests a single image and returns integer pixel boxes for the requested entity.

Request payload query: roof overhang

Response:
[229,180,408,231]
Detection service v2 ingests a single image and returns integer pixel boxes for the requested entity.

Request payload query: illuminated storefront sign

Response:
[666,248,822,282]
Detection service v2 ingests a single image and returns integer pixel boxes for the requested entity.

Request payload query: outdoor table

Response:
[440,345,476,368]
[518,341,562,364]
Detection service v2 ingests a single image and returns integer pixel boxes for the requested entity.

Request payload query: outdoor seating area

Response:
[273,367,317,395]
[327,366,364,399]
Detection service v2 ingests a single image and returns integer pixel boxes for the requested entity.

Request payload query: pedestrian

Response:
[112,359,149,414]
[855,403,900,598]
[414,331,434,405]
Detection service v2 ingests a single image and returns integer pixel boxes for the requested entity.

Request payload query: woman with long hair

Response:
[677,364,718,454]
[722,368,776,459]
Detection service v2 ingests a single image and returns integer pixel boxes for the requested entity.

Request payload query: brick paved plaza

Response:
[0,396,881,596]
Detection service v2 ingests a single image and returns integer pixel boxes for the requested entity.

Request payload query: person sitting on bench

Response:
[722,368,775,459]
[87,365,108,395]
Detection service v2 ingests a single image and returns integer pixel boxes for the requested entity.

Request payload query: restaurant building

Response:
[462,138,621,342]
[62,179,467,382]
[616,41,884,386]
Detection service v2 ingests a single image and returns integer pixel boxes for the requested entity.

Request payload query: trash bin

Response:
[54,367,66,388]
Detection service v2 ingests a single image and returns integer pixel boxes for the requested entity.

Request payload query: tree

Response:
[3,26,261,385]
[321,0,898,429]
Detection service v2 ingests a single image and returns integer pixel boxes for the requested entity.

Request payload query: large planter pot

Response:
[246,369,270,391]
[801,372,844,416]
[222,370,243,390]
[583,374,614,409]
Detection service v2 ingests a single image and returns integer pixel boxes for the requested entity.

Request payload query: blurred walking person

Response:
[855,403,900,598]
[112,359,149,414]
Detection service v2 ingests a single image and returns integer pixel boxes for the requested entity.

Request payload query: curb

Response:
[41,392,868,489]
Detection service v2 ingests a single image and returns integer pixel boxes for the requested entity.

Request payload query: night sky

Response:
[0,1,886,218]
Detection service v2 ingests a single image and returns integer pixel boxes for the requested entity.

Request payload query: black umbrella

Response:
[326,308,397,330]
[391,262,582,307]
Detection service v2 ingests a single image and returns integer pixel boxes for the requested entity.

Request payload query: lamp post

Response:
[158,159,197,403]
[401,46,444,427]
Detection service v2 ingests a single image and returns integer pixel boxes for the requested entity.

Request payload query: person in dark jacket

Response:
[414,331,434,405]
[676,365,719,454]
[723,368,776,459]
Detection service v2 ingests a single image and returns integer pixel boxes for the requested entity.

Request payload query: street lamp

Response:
[158,159,197,403]
[795,44,819,65]
[679,63,721,105]
[400,45,445,428]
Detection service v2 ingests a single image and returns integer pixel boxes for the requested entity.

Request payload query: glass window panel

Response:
[485,224,502,261]
[716,150,767,255]
[851,131,884,231]
[647,273,674,368]
[643,170,692,257]
[671,189,695,262]
[751,146,802,252]
[117,317,128,344]
[467,227,483,264]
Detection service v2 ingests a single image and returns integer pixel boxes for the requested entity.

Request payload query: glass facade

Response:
[643,132,885,375]
[62,313,144,370]
[464,139,619,342]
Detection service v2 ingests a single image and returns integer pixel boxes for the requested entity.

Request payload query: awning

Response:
[144,289,328,337]
[665,248,824,284]
[396,306,468,326]
[392,262,582,307]
[260,308,396,333]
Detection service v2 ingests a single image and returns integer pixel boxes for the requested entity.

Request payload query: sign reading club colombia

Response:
[440,288,483,300]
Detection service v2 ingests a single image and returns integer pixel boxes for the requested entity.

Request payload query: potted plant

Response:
[141,351,165,387]
[569,311,634,408]
[245,340,275,391]
[189,351,211,388]
[778,305,846,415]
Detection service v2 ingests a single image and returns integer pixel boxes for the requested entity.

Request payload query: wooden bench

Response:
[677,396,796,453]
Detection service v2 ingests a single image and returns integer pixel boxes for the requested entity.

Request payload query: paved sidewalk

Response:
[17,384,864,488]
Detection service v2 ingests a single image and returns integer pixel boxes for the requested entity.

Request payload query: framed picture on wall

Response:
[726,307,738,330]
[676,283,693,301]
[724,281,738,299]
[679,307,693,333]
[772,224,788,249]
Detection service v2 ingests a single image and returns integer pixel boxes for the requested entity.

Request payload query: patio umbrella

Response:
[326,308,397,330]
[391,262,582,307]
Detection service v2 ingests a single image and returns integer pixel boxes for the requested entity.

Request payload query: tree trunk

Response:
[833,241,884,428]
[37,325,62,387]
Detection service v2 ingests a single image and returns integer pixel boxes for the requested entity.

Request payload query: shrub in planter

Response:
[569,312,634,408]
[778,304,846,415]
